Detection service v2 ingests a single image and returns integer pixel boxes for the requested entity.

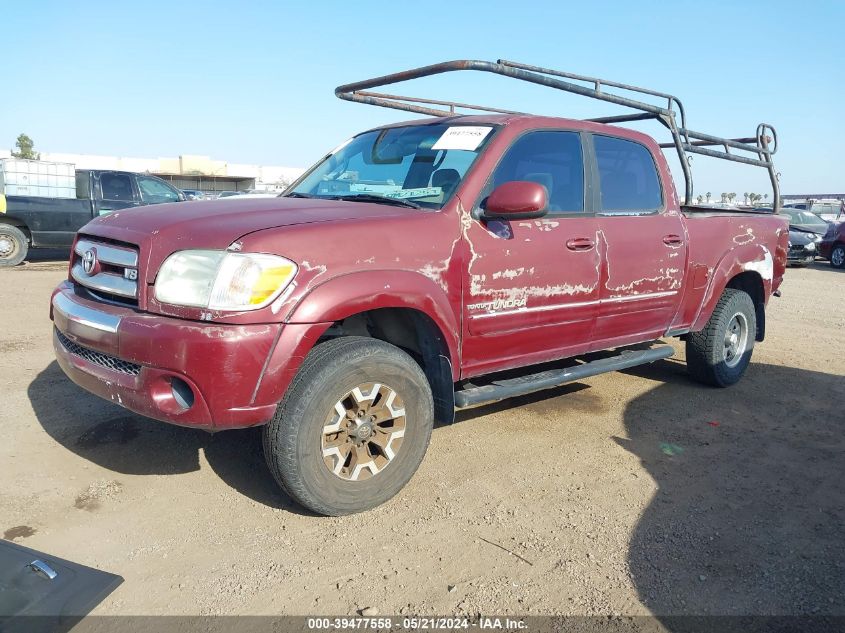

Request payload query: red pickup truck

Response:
[50,60,788,515]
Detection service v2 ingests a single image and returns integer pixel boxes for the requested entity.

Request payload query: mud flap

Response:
[429,354,455,425]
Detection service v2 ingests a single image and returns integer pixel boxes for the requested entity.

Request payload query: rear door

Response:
[461,130,601,375]
[590,134,686,348]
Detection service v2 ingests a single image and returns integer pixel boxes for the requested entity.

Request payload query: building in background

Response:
[0,150,304,196]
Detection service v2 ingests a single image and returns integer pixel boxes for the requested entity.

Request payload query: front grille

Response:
[71,236,140,306]
[789,244,815,256]
[55,328,141,376]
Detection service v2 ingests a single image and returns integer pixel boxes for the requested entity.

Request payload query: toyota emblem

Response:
[82,249,97,275]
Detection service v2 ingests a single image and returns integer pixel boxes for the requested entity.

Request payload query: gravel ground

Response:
[1,254,843,619]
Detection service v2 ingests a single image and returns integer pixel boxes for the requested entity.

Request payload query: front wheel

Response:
[262,336,434,516]
[0,224,28,267]
[830,244,845,269]
[686,288,756,387]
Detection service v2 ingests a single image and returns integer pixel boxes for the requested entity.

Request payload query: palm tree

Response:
[705,192,712,203]
[697,195,705,204]
[728,193,736,204]
[743,192,749,205]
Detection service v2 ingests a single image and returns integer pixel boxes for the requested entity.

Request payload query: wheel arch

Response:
[691,245,772,341]
[725,271,766,341]
[285,270,460,368]
[281,271,461,424]
[0,215,32,240]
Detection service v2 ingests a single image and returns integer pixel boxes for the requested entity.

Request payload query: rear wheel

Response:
[262,336,434,516]
[830,244,845,269]
[0,224,28,267]
[686,288,756,387]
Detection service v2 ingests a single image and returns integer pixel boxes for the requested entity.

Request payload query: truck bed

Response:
[4,195,93,247]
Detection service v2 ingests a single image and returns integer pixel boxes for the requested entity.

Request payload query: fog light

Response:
[170,377,195,410]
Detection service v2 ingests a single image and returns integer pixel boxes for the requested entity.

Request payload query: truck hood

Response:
[80,197,412,270]
[85,197,410,242]
[788,228,816,245]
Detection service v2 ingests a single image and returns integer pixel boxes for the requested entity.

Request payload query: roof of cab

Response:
[364,113,663,151]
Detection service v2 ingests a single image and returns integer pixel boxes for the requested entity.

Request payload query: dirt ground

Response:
[1,250,843,619]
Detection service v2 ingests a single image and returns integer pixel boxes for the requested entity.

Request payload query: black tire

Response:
[830,244,845,269]
[686,288,756,387]
[262,336,434,516]
[0,224,28,267]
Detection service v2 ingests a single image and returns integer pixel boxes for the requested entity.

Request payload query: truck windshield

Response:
[287,123,497,209]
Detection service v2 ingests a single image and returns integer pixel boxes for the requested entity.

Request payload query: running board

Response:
[453,346,675,409]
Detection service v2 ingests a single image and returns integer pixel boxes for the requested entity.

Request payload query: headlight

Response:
[806,242,815,251]
[155,250,297,310]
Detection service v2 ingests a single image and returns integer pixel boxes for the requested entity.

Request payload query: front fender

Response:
[285,269,461,370]
[690,243,775,332]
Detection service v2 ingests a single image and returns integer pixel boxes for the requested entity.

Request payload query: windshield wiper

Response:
[284,192,318,199]
[335,194,421,209]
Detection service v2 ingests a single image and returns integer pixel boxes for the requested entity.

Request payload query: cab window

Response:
[100,173,135,202]
[594,135,662,212]
[488,131,585,213]
[138,176,181,204]
[75,171,90,199]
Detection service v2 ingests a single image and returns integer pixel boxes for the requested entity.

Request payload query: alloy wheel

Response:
[321,383,406,481]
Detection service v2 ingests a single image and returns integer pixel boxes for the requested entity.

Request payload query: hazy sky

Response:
[4,0,843,198]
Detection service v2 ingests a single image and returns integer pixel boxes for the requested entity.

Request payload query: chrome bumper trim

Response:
[52,292,121,334]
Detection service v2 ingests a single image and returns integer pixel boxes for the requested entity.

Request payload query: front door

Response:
[461,130,601,377]
[590,134,686,348]
[93,171,140,216]
[137,175,183,205]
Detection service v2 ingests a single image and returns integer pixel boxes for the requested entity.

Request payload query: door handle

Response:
[566,237,595,251]
[662,234,683,246]
[28,559,58,580]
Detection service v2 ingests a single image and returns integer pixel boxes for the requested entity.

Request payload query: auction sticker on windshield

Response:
[383,187,440,199]
[432,126,493,151]
[348,184,441,199]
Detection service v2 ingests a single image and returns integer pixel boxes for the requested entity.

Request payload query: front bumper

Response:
[787,244,817,265]
[50,281,327,430]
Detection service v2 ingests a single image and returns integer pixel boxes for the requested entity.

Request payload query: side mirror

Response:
[483,181,548,220]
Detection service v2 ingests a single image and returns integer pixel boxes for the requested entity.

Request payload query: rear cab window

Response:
[594,135,662,212]
[75,171,90,199]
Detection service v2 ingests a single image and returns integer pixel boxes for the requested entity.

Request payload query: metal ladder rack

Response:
[335,59,780,210]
